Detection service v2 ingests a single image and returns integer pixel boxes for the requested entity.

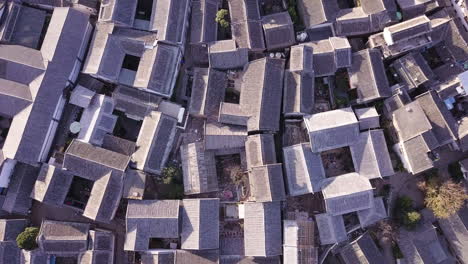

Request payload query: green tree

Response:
[16,227,39,250]
[394,196,421,229]
[420,178,468,219]
[215,9,230,28]
[161,165,182,185]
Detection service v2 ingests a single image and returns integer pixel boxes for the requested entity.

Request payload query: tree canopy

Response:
[16,227,39,250]
[420,178,468,219]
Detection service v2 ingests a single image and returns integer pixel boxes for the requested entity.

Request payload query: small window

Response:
[135,0,153,21]
[122,55,141,71]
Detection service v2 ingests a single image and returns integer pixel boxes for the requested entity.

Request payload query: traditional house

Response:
[228,0,265,52]
[357,197,388,228]
[244,202,282,257]
[396,0,441,19]
[98,0,190,44]
[304,37,352,77]
[245,134,277,170]
[219,58,285,132]
[180,142,218,195]
[297,0,339,29]
[124,200,180,251]
[249,164,286,202]
[391,52,436,91]
[0,219,28,263]
[283,219,318,264]
[1,161,40,215]
[304,107,360,153]
[181,198,220,250]
[321,173,374,216]
[350,130,394,179]
[62,140,130,223]
[397,223,451,264]
[189,68,227,118]
[354,107,380,131]
[83,23,182,97]
[438,205,468,263]
[261,12,296,50]
[1,7,92,165]
[190,0,220,44]
[282,143,326,196]
[338,232,385,264]
[283,70,315,117]
[0,2,47,49]
[315,213,347,245]
[132,111,177,175]
[348,48,391,104]
[112,85,162,121]
[208,40,249,70]
[289,44,314,72]
[204,122,247,151]
[37,220,90,255]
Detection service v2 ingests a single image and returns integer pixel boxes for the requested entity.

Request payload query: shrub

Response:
[394,196,421,229]
[402,211,421,229]
[16,227,39,250]
[215,9,230,28]
[162,165,182,185]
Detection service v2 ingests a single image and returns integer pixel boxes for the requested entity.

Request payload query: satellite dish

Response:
[70,122,81,134]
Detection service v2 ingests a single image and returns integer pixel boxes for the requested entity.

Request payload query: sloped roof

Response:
[64,139,130,178]
[438,205,468,263]
[282,143,326,196]
[289,44,314,72]
[31,163,73,206]
[249,164,286,202]
[283,70,315,116]
[398,223,448,264]
[0,219,27,241]
[83,24,182,97]
[244,202,282,257]
[204,122,247,150]
[112,85,162,120]
[283,220,318,264]
[175,250,219,264]
[458,117,468,152]
[208,40,249,70]
[123,169,146,200]
[339,232,385,264]
[297,0,339,28]
[350,130,394,179]
[181,142,218,195]
[0,78,33,118]
[132,111,177,174]
[261,12,296,50]
[38,220,90,254]
[240,58,285,132]
[0,241,20,263]
[315,213,347,245]
[141,251,175,264]
[181,199,220,250]
[99,0,190,43]
[348,48,391,104]
[189,68,227,118]
[228,0,264,51]
[383,15,431,44]
[355,107,380,130]
[2,161,40,215]
[0,2,47,49]
[321,173,374,216]
[391,52,436,90]
[304,107,359,153]
[245,134,277,170]
[392,100,432,142]
[357,197,388,228]
[402,134,434,174]
[0,45,45,85]
[125,200,180,251]
[415,91,458,146]
[3,7,90,165]
[190,0,220,43]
